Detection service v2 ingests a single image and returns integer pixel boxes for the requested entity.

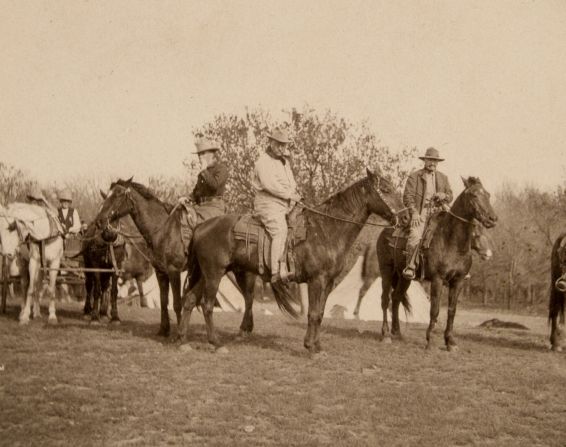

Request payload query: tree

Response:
[191,105,416,213]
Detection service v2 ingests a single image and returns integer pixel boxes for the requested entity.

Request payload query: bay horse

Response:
[549,232,566,351]
[376,177,497,351]
[353,222,493,317]
[179,168,402,354]
[0,203,64,324]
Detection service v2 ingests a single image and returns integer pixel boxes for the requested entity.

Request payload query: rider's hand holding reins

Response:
[410,212,421,228]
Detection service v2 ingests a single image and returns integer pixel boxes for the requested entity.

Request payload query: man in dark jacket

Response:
[402,147,453,279]
[178,138,229,252]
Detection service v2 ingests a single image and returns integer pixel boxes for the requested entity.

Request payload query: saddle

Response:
[232,207,307,276]
[389,213,441,279]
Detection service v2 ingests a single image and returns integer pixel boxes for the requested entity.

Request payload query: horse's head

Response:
[94,178,136,230]
[455,177,498,229]
[471,220,493,260]
[365,167,403,225]
[0,210,20,258]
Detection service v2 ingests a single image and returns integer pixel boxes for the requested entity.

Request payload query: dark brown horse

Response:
[179,168,403,354]
[549,233,566,351]
[353,223,493,317]
[82,220,153,323]
[376,177,497,351]
[93,179,191,336]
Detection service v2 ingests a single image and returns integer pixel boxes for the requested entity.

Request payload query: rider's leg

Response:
[403,219,425,280]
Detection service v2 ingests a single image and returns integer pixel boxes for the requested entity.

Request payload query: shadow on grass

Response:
[1,301,308,357]
[457,329,548,352]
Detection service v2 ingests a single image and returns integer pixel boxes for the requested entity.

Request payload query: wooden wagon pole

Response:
[1,256,8,314]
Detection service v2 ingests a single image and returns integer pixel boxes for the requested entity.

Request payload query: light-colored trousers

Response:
[254,192,290,274]
[406,211,428,252]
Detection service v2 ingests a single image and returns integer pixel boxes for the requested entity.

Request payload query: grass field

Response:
[1,298,565,447]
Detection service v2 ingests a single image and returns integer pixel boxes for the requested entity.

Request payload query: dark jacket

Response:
[403,168,453,215]
[191,162,229,205]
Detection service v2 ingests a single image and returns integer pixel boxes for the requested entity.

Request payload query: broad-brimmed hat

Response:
[267,128,291,144]
[419,147,444,161]
[58,188,73,202]
[194,138,221,154]
[27,186,46,201]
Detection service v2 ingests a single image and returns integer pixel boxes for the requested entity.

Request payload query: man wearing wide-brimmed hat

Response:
[57,188,81,236]
[178,137,229,252]
[402,147,453,280]
[252,127,301,283]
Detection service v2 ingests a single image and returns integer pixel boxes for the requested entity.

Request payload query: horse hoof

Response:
[179,344,193,353]
[48,317,58,325]
[237,330,252,340]
[157,328,170,337]
[551,345,563,353]
[100,316,109,324]
[90,319,101,326]
[110,319,121,326]
[447,344,459,352]
[19,319,30,326]
[381,337,392,344]
[216,346,229,355]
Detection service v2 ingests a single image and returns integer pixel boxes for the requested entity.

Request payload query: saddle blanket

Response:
[1,202,62,242]
[233,214,307,275]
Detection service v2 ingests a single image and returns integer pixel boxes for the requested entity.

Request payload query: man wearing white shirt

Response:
[57,189,81,237]
[252,128,301,283]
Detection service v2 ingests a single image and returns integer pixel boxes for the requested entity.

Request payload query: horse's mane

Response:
[113,179,175,214]
[317,177,368,216]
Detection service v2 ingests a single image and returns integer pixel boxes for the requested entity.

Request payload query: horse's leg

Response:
[299,283,308,317]
[99,275,110,321]
[391,279,410,339]
[444,278,465,351]
[380,268,393,342]
[353,278,372,318]
[177,279,204,343]
[304,277,333,354]
[202,274,223,348]
[550,289,564,352]
[83,273,93,316]
[136,277,147,308]
[155,270,170,337]
[426,276,444,350]
[169,272,182,327]
[90,273,102,323]
[236,271,256,337]
[109,275,120,324]
[20,256,38,324]
[44,251,60,324]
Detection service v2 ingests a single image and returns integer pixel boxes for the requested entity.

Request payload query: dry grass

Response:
[0,298,565,447]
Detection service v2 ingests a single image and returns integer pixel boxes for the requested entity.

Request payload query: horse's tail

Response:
[549,234,566,324]
[400,291,412,315]
[270,281,300,319]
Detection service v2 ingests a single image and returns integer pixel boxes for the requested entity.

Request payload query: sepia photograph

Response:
[1,1,566,445]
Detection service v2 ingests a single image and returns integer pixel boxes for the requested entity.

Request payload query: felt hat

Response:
[419,147,444,161]
[267,128,291,144]
[194,138,221,154]
[58,188,73,202]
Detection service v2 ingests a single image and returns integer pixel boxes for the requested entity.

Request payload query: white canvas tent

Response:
[118,271,246,312]
[324,256,430,323]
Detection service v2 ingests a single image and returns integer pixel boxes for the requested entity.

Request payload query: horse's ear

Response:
[461,176,469,188]
[100,190,107,200]
[126,176,134,184]
[366,168,376,179]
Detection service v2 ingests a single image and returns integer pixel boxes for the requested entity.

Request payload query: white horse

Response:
[0,203,64,324]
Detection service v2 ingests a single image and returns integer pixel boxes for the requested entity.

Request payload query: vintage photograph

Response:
[1,1,565,445]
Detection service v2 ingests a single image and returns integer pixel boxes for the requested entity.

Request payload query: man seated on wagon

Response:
[178,138,229,253]
[251,128,301,284]
[402,147,453,280]
[56,189,81,239]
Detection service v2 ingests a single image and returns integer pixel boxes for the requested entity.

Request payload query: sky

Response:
[1,0,566,196]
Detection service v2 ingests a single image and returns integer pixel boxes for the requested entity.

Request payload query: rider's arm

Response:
[403,172,418,215]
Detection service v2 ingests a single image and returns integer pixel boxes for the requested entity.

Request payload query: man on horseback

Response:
[402,147,453,280]
[252,128,301,284]
[56,189,81,238]
[178,138,229,252]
